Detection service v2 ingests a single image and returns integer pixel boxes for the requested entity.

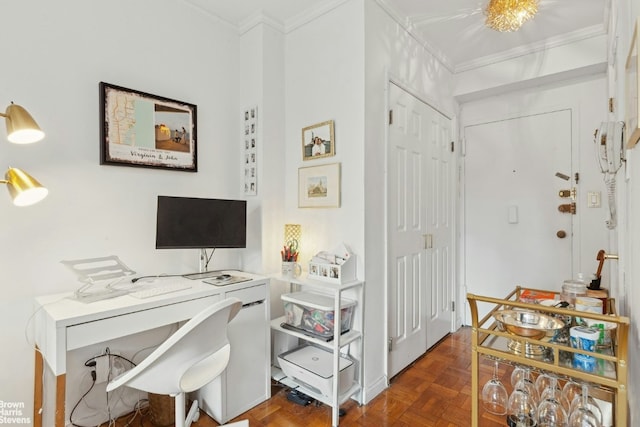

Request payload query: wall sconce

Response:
[0,102,45,144]
[1,167,48,206]
[0,102,48,206]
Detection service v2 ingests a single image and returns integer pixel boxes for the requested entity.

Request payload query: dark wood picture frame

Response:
[100,82,197,171]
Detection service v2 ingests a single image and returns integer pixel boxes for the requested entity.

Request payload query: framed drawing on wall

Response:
[298,162,340,208]
[626,18,640,149]
[100,82,197,171]
[301,120,335,160]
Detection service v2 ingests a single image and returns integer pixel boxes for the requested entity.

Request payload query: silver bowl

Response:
[493,310,565,340]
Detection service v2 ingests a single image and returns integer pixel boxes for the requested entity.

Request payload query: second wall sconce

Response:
[0,101,48,205]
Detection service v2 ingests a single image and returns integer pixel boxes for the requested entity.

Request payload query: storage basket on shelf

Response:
[281,291,356,339]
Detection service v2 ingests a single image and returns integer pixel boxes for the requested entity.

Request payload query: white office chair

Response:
[106,297,244,427]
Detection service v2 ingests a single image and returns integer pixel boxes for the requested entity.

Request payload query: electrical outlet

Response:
[95,355,110,384]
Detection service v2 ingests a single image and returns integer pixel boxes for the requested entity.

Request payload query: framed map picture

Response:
[99,82,197,171]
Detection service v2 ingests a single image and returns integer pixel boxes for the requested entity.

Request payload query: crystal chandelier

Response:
[485,0,538,32]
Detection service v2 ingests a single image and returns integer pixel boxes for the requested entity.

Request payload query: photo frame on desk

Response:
[298,162,340,208]
[100,82,197,171]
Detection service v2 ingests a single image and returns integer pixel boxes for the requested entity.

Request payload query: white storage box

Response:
[282,291,356,339]
[278,345,355,398]
[308,254,356,284]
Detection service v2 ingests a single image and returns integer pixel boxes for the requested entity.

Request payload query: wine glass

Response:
[511,364,529,387]
[537,387,568,426]
[568,385,602,426]
[569,384,602,426]
[536,372,559,398]
[507,388,537,426]
[539,377,562,402]
[482,360,508,415]
[561,379,582,414]
[514,373,539,407]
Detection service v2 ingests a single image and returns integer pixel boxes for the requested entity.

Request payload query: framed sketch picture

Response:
[99,82,197,171]
[301,120,335,160]
[298,162,340,208]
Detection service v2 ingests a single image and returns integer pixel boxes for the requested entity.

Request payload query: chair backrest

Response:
[106,297,242,395]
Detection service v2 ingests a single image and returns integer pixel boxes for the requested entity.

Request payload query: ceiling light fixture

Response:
[0,101,48,206]
[485,0,538,32]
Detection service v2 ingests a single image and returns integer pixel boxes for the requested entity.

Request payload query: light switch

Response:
[587,191,601,208]
[508,205,518,224]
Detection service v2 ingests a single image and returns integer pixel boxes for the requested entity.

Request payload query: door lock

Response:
[558,188,576,200]
[558,203,576,214]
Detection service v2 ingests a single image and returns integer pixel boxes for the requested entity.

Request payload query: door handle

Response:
[423,234,433,249]
[558,203,576,214]
[556,230,567,239]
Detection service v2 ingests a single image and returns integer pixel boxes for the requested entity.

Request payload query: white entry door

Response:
[464,110,574,320]
[387,83,454,378]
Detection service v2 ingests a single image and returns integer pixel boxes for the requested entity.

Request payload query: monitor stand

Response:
[183,270,222,280]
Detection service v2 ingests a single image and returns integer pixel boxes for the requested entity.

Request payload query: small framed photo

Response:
[298,162,340,208]
[301,120,335,160]
[99,82,197,171]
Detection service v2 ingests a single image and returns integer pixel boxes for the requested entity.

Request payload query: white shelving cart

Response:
[271,275,364,427]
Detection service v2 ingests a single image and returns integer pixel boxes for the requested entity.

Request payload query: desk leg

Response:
[55,374,66,427]
[33,347,66,427]
[33,349,43,427]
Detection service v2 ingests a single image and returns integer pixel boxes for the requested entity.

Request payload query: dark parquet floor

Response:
[113,326,508,426]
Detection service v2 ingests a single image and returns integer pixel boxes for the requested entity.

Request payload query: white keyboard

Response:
[129,282,193,299]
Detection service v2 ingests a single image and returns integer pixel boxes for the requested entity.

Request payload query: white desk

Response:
[33,271,270,427]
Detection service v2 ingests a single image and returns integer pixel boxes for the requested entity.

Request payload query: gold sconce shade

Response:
[3,167,48,206]
[284,224,301,246]
[485,0,538,32]
[1,102,45,144]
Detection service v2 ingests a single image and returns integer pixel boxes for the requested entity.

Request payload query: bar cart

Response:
[467,286,629,426]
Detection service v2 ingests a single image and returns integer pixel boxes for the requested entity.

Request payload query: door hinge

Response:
[451,141,454,152]
[388,337,393,352]
[389,109,393,125]
[451,301,455,312]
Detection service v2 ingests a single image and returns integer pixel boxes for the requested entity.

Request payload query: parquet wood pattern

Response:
[112,327,507,427]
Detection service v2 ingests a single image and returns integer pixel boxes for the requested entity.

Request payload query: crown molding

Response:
[375,0,455,72]
[454,24,608,73]
[284,0,352,33]
[238,11,286,35]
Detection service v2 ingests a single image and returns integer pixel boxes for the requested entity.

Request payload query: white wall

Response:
[1,0,243,420]
[612,0,640,423]
[363,0,456,400]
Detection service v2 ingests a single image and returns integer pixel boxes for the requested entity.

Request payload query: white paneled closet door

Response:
[387,82,454,378]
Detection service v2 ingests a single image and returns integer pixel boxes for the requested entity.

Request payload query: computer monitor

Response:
[155,196,247,250]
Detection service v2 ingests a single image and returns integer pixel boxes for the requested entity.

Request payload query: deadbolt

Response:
[557,230,567,239]
[558,188,577,199]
